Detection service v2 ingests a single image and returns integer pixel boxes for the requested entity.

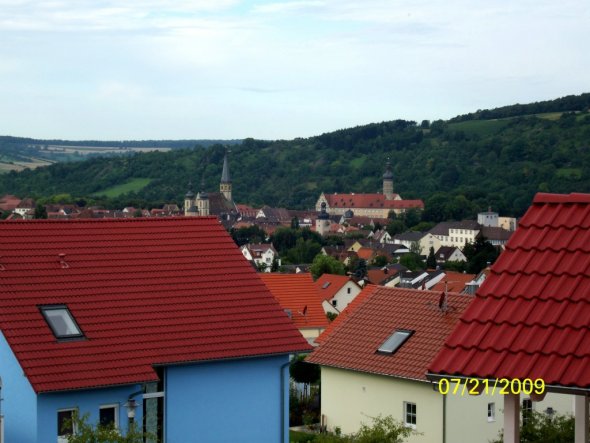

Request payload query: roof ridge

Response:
[533,192,590,204]
[441,344,590,359]
[459,317,590,329]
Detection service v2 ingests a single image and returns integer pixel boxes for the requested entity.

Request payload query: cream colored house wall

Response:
[331,282,362,311]
[321,366,443,442]
[420,233,442,257]
[320,367,574,443]
[300,327,325,346]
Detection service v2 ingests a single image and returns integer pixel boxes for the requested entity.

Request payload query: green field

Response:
[93,178,153,197]
[448,119,510,136]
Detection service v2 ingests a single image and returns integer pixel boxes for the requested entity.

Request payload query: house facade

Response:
[314,274,362,314]
[0,217,310,443]
[308,286,571,442]
[240,243,281,271]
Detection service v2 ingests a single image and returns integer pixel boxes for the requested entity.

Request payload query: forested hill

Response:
[1,96,589,221]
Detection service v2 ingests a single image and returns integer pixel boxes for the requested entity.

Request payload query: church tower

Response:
[184,181,198,216]
[196,176,209,216]
[383,159,394,200]
[316,202,331,236]
[220,149,232,202]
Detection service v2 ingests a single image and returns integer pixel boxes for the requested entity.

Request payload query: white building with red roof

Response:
[0,217,310,443]
[315,160,424,218]
[314,273,362,314]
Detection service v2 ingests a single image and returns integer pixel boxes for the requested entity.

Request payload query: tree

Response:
[491,410,574,443]
[463,236,500,274]
[286,238,322,264]
[310,254,345,279]
[386,220,406,237]
[34,204,48,219]
[353,258,367,279]
[291,217,300,229]
[399,253,425,271]
[372,255,388,267]
[426,247,437,269]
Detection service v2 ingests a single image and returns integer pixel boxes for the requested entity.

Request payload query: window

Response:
[331,300,337,307]
[58,408,77,443]
[522,399,533,424]
[347,287,351,294]
[40,306,84,339]
[377,329,413,354]
[487,402,495,422]
[404,402,417,428]
[99,404,119,428]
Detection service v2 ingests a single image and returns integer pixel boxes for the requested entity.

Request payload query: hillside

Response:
[1,95,589,220]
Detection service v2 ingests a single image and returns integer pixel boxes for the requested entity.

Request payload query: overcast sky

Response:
[1,0,588,140]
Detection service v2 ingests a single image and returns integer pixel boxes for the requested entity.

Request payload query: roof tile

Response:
[429,193,590,390]
[0,217,311,393]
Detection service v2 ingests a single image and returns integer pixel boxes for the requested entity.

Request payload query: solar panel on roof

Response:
[377,329,412,354]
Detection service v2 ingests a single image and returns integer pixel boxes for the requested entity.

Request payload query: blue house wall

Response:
[36,383,143,443]
[165,354,290,443]
[0,331,37,443]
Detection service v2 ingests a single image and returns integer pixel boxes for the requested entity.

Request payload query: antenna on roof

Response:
[438,281,448,312]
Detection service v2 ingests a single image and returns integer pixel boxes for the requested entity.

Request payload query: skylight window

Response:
[322,282,331,289]
[377,329,413,354]
[40,306,84,339]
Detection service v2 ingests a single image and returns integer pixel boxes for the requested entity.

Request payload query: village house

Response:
[428,193,588,443]
[0,217,310,443]
[435,246,467,264]
[240,243,280,271]
[428,220,481,249]
[308,285,571,442]
[393,231,441,256]
[314,274,362,315]
[260,273,328,345]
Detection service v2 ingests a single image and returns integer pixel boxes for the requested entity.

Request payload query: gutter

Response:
[280,354,298,443]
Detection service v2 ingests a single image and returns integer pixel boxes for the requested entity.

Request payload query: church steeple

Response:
[184,181,198,216]
[220,148,232,202]
[383,158,394,200]
[197,175,209,216]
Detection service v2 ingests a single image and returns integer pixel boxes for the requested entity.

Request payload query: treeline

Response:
[1,94,590,220]
[0,136,241,149]
[449,93,590,122]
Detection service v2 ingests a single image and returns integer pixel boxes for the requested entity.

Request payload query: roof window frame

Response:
[377,329,413,355]
[39,305,85,340]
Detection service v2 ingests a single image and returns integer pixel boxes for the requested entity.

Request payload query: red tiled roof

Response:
[315,285,377,345]
[429,193,590,390]
[356,247,374,260]
[431,272,476,293]
[0,217,311,393]
[307,287,471,381]
[0,194,21,211]
[324,193,424,210]
[314,274,356,302]
[260,274,328,329]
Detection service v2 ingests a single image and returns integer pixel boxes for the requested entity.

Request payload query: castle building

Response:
[315,160,424,218]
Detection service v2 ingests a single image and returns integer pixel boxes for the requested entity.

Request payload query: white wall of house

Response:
[319,367,573,443]
[420,233,442,257]
[329,282,362,313]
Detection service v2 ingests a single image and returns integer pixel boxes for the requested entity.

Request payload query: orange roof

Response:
[431,272,476,293]
[314,274,356,302]
[316,285,377,345]
[308,287,471,381]
[260,273,328,329]
[356,247,374,260]
[324,193,424,210]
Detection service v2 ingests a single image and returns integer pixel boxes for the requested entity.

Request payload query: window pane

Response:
[58,410,74,436]
[41,307,83,338]
[378,330,412,354]
[100,407,116,427]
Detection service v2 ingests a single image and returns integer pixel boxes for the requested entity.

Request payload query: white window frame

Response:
[487,402,495,422]
[403,401,417,429]
[99,403,119,429]
[57,408,78,443]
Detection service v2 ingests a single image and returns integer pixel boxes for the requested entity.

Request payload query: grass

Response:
[93,178,153,198]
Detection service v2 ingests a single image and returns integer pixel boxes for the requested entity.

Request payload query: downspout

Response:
[442,392,446,443]
[281,354,298,443]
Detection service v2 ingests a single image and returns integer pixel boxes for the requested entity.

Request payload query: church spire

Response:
[220,148,232,202]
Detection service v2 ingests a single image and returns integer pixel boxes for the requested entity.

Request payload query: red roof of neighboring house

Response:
[307,287,471,381]
[315,285,377,345]
[324,193,424,210]
[0,217,310,393]
[356,247,374,261]
[315,274,357,302]
[431,272,476,293]
[260,273,328,330]
[429,193,590,391]
[0,194,21,211]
